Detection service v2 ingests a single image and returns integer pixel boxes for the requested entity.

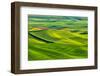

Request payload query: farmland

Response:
[28,15,88,61]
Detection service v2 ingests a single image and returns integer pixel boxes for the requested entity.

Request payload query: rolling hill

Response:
[28,15,88,61]
[28,28,88,60]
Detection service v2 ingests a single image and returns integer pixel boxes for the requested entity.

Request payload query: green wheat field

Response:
[28,15,88,61]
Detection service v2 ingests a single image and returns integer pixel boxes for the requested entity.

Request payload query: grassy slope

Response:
[28,29,88,60]
[28,15,88,61]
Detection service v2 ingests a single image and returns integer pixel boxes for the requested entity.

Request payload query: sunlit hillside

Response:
[28,15,88,60]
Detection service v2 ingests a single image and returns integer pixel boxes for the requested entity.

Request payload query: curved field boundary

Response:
[28,32,54,43]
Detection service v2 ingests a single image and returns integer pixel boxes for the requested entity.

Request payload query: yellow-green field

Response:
[28,15,88,61]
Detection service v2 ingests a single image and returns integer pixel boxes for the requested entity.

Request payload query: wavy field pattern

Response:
[28,15,88,61]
